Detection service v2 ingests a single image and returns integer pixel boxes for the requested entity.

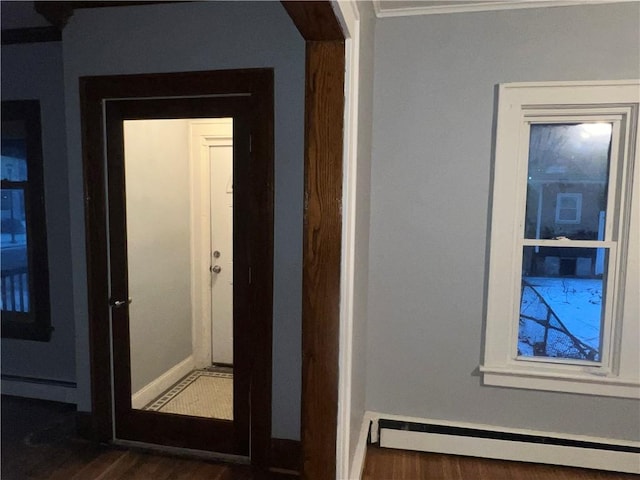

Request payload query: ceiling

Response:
[1,1,182,31]
[1,1,51,30]
[1,0,636,30]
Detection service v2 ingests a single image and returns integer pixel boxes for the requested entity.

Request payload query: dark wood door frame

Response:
[69,0,347,476]
[105,97,253,455]
[80,68,274,466]
[282,3,346,479]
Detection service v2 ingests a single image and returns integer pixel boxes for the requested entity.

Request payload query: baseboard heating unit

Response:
[375,418,640,474]
[1,374,77,404]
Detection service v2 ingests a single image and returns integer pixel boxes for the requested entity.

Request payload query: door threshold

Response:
[112,439,250,465]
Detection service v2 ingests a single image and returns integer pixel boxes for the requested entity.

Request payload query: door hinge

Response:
[249,134,253,154]
[249,267,252,285]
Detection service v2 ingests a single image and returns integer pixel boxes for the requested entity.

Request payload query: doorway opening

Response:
[82,69,274,461]
[125,118,235,422]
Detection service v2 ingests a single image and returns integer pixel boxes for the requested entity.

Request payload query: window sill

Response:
[480,365,640,399]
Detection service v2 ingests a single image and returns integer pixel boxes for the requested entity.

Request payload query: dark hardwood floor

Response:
[4,395,637,479]
[1,395,294,480]
[363,446,638,480]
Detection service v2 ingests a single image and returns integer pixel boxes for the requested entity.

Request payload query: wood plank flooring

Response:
[363,446,639,480]
[5,396,637,479]
[1,395,293,480]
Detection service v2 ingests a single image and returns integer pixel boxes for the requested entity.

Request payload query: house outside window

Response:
[481,80,640,399]
[555,193,582,225]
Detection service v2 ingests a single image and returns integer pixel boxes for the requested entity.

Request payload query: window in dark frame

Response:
[1,100,51,341]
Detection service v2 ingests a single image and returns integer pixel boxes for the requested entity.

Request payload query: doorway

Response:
[81,69,274,461]
[192,119,235,369]
[124,118,235,422]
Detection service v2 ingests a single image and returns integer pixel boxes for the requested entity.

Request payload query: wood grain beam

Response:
[34,2,182,29]
[301,40,345,480]
[281,1,344,41]
[1,27,61,45]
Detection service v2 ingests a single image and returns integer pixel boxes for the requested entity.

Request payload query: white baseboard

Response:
[359,411,640,475]
[131,355,194,409]
[349,412,375,480]
[1,376,77,404]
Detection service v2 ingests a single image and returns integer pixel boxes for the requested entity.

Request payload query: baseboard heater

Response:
[375,418,640,474]
[1,374,77,404]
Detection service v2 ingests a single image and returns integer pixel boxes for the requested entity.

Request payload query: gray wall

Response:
[367,3,640,441]
[0,1,51,29]
[124,120,192,393]
[348,0,376,469]
[1,41,76,385]
[63,1,305,439]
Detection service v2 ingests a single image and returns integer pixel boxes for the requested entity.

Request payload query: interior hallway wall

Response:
[367,2,640,441]
[123,120,192,394]
[63,1,305,439]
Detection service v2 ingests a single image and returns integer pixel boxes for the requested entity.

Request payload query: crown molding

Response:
[373,0,638,18]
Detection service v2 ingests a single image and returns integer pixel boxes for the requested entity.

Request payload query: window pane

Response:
[519,246,605,361]
[524,123,611,240]
[1,188,29,314]
[1,121,28,181]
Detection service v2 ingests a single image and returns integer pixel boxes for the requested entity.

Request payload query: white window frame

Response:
[480,80,640,399]
[555,192,582,225]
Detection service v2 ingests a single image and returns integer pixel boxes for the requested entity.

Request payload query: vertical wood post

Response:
[281,2,346,477]
[301,40,345,479]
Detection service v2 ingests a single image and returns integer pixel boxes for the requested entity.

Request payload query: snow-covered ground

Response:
[519,277,603,360]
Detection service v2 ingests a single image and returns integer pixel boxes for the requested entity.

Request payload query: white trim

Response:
[335,0,361,476]
[1,378,77,404]
[370,412,640,474]
[333,0,359,37]
[374,0,637,18]
[189,120,233,370]
[483,79,640,399]
[131,355,195,409]
[349,411,375,480]
[481,366,640,398]
[554,192,582,224]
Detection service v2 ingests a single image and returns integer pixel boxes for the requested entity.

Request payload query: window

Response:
[555,193,582,225]
[1,100,51,341]
[481,81,639,398]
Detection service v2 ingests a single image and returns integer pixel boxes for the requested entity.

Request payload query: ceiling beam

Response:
[281,1,344,41]
[34,2,181,30]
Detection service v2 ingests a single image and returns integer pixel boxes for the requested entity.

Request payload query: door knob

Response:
[109,297,132,308]
[211,265,222,274]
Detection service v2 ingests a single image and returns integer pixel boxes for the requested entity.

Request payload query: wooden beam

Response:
[301,40,345,480]
[281,2,346,478]
[281,1,344,41]
[34,2,182,29]
[1,27,61,45]
[33,2,74,30]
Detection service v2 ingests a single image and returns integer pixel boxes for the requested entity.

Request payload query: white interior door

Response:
[210,137,234,365]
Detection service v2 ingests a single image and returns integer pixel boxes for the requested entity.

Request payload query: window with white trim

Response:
[555,193,582,225]
[481,80,640,399]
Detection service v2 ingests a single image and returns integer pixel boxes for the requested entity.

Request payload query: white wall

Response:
[124,120,193,393]
[1,41,76,386]
[367,2,640,441]
[63,1,305,439]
